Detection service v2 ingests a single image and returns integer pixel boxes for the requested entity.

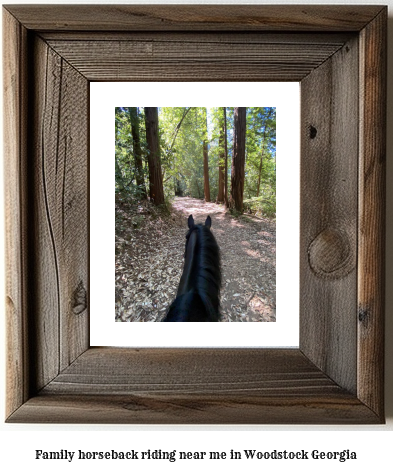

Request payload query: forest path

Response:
[115,196,276,322]
[172,197,276,322]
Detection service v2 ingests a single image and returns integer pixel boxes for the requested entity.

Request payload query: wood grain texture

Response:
[300,36,359,394]
[40,31,354,44]
[3,5,384,31]
[46,348,339,396]
[3,5,386,424]
[7,348,379,424]
[9,392,379,425]
[28,36,89,391]
[3,8,30,418]
[358,9,387,418]
[45,37,348,82]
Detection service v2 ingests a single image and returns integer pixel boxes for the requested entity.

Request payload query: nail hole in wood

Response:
[358,307,370,325]
[309,125,317,139]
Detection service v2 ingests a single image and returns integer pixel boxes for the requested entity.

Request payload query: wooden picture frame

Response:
[3,5,386,424]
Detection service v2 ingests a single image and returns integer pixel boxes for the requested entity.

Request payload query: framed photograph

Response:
[90,82,300,346]
[4,5,386,423]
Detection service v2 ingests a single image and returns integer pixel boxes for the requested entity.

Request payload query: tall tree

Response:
[256,108,274,197]
[229,107,247,213]
[217,110,225,203]
[224,107,229,208]
[167,107,192,159]
[203,109,210,202]
[144,107,165,205]
[128,107,147,199]
[115,109,123,190]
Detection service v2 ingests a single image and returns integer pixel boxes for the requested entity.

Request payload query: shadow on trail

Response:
[115,196,275,323]
[172,197,276,322]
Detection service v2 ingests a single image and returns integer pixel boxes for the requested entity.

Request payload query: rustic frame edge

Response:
[3,5,386,424]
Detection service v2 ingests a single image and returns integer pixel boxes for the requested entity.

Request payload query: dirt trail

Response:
[115,196,276,322]
[172,197,276,322]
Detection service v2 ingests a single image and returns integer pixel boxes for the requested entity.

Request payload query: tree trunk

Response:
[203,110,210,202]
[167,107,192,157]
[115,156,125,191]
[256,108,273,198]
[217,113,225,203]
[224,107,229,208]
[144,107,165,205]
[195,178,202,199]
[230,107,247,213]
[174,177,183,196]
[128,107,147,199]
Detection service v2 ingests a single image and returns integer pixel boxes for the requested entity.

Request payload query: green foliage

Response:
[115,105,276,217]
[244,107,276,201]
[159,107,210,199]
[115,107,148,195]
[244,189,276,219]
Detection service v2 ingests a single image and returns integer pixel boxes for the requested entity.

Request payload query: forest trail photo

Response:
[116,195,275,322]
[115,107,276,322]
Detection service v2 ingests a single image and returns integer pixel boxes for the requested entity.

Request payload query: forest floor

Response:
[115,196,276,322]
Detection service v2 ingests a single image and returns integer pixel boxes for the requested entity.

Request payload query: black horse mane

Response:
[163,220,221,322]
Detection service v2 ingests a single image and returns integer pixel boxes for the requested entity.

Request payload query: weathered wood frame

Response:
[3,5,386,424]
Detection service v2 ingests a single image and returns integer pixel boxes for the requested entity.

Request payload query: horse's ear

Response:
[188,215,194,229]
[205,216,212,229]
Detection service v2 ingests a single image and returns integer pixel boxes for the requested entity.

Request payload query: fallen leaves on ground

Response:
[116,196,276,322]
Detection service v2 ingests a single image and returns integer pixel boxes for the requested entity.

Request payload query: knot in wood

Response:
[72,281,87,315]
[358,307,370,326]
[309,125,317,139]
[308,228,355,279]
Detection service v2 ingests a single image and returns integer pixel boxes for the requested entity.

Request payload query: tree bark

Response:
[217,112,225,203]
[224,107,229,208]
[128,107,147,199]
[230,107,247,213]
[195,178,202,199]
[167,107,192,157]
[144,107,165,205]
[203,110,210,202]
[256,108,273,198]
[174,177,183,196]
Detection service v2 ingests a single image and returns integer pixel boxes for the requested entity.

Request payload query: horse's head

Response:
[188,214,211,230]
[163,213,221,321]
[185,215,212,257]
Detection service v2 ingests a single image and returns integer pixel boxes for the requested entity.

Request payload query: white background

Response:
[1,0,392,472]
[90,82,300,347]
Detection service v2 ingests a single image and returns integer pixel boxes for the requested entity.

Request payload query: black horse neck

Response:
[164,223,221,322]
[177,226,199,296]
